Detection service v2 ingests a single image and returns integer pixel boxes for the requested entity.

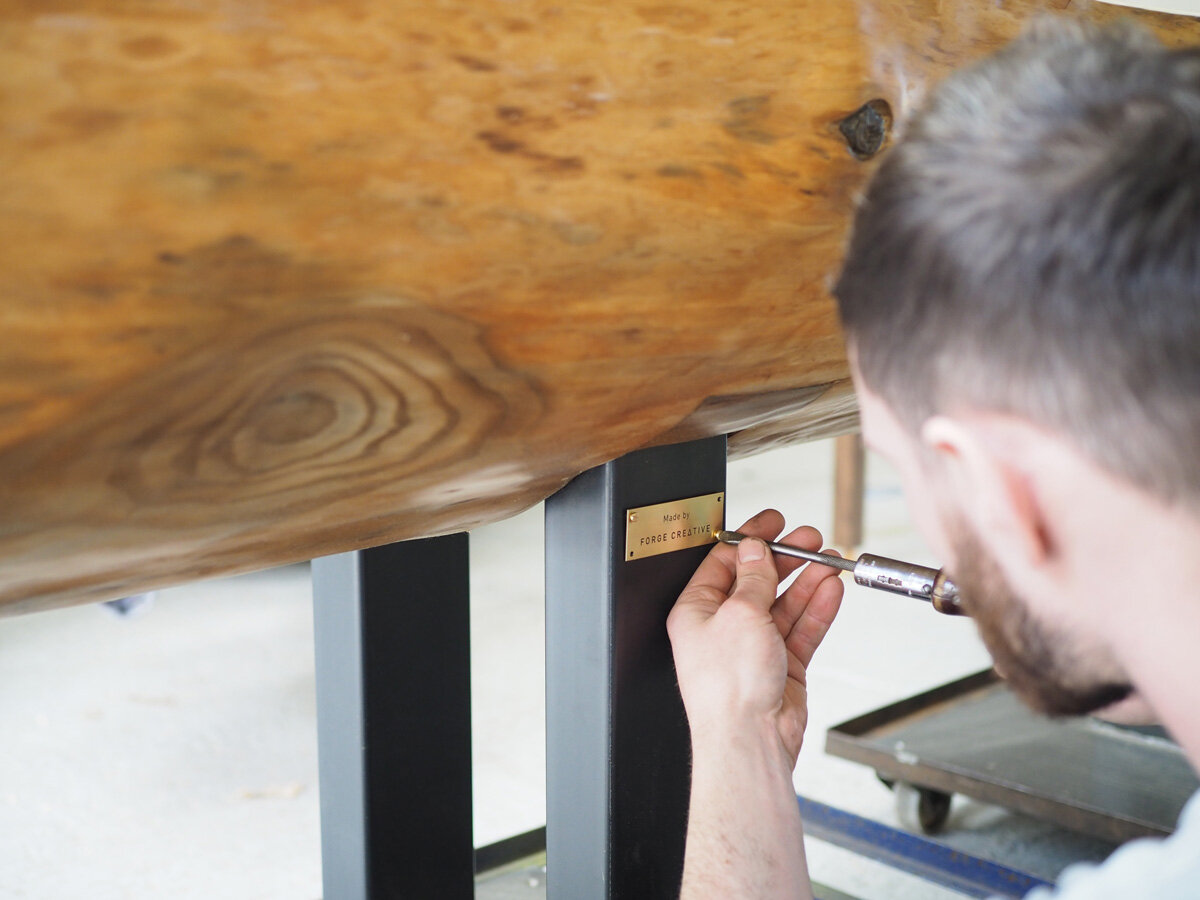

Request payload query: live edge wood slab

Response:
[1,1,1196,614]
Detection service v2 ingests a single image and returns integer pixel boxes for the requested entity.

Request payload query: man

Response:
[668,18,1200,899]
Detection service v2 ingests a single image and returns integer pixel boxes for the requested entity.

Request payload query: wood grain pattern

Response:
[1,1,1197,613]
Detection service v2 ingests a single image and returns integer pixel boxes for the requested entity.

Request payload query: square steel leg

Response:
[545,436,727,898]
[313,535,474,900]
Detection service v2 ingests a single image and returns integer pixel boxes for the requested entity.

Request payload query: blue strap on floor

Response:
[797,795,1053,898]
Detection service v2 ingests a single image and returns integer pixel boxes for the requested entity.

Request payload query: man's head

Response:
[834,19,1200,716]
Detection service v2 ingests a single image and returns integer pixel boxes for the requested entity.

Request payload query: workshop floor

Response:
[0,438,1121,899]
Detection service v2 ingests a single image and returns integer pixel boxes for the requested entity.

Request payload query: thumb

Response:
[728,538,779,613]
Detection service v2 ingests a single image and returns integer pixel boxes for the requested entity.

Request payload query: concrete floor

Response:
[0,438,1121,899]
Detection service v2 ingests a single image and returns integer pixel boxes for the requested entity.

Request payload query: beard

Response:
[951,525,1132,718]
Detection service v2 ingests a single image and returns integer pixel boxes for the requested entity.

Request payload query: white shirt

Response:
[1018,789,1200,899]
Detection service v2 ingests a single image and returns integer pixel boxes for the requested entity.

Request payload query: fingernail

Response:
[738,539,765,562]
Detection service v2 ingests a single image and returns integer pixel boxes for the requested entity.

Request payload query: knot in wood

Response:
[839,99,892,160]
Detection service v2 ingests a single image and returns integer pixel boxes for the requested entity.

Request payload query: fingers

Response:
[673,511,830,627]
[771,540,843,629]
[725,535,782,614]
[764,524,825,583]
[678,509,784,600]
[736,509,787,540]
[782,560,845,670]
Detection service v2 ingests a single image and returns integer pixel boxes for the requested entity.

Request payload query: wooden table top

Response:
[1,0,1195,613]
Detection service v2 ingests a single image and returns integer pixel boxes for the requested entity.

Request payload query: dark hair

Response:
[834,19,1200,505]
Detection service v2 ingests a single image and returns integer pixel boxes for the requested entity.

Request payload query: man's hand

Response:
[667,509,845,766]
[668,509,844,899]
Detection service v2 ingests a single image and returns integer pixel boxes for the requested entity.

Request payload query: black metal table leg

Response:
[545,436,727,899]
[312,535,474,900]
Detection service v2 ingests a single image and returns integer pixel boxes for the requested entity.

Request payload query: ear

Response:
[919,416,1053,567]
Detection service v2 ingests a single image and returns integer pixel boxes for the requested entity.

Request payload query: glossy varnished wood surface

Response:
[1,1,1196,613]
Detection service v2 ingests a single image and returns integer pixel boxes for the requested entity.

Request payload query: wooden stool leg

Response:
[833,433,866,553]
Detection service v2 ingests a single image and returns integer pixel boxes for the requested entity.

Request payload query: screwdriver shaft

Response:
[715,530,857,573]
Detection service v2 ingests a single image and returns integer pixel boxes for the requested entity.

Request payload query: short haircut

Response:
[834,19,1200,506]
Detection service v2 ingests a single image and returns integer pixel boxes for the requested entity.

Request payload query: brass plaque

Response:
[625,491,724,561]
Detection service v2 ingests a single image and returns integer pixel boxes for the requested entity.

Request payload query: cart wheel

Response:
[894,782,953,834]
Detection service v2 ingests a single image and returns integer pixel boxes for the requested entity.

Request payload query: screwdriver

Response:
[715,530,964,615]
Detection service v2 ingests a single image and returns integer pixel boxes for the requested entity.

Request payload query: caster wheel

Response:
[894,782,953,834]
